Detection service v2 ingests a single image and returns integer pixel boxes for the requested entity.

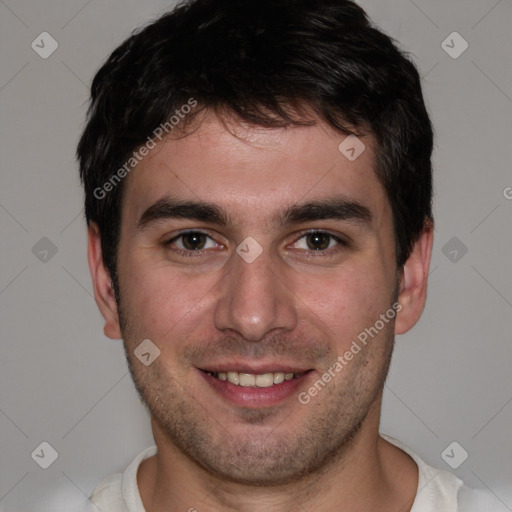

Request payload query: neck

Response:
[138,397,418,512]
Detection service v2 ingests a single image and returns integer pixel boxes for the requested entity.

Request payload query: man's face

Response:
[113,113,400,485]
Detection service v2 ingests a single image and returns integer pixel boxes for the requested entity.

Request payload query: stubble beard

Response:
[118,304,395,487]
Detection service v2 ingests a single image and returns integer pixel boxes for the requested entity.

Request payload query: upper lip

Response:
[198,361,313,374]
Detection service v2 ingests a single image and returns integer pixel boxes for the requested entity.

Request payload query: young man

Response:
[78,1,505,510]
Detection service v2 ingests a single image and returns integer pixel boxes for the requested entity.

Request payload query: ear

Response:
[395,222,434,335]
[87,223,122,340]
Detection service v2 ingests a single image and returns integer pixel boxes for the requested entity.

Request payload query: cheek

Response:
[293,263,393,344]
[118,257,221,342]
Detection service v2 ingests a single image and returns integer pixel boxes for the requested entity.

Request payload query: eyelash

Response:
[290,229,348,257]
[164,229,348,258]
[163,230,221,257]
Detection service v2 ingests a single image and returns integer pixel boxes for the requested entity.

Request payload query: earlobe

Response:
[395,222,434,335]
[87,223,122,340]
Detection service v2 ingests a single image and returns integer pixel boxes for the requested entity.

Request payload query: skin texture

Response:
[88,112,433,511]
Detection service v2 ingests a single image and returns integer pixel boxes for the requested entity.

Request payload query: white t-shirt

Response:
[89,435,507,511]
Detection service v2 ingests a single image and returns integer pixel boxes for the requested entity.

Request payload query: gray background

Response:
[1,0,511,510]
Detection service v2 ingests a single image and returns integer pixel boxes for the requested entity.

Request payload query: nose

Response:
[213,245,298,341]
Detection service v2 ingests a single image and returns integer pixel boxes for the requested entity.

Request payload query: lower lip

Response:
[198,370,313,408]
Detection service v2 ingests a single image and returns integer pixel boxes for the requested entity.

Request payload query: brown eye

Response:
[164,230,223,258]
[290,230,346,254]
[305,232,332,251]
[180,232,208,250]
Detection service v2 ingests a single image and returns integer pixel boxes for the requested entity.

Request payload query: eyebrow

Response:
[278,198,372,227]
[137,199,228,230]
[136,197,372,231]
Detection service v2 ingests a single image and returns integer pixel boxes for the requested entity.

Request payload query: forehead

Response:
[120,113,389,228]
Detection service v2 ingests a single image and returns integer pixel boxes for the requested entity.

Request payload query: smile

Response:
[198,368,314,407]
[201,370,305,387]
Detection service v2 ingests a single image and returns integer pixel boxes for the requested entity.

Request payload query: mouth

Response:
[198,367,314,407]
[200,369,307,388]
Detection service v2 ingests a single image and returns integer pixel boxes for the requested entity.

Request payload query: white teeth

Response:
[273,372,285,384]
[208,370,302,387]
[255,373,274,387]
[239,373,256,386]
[227,372,239,385]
